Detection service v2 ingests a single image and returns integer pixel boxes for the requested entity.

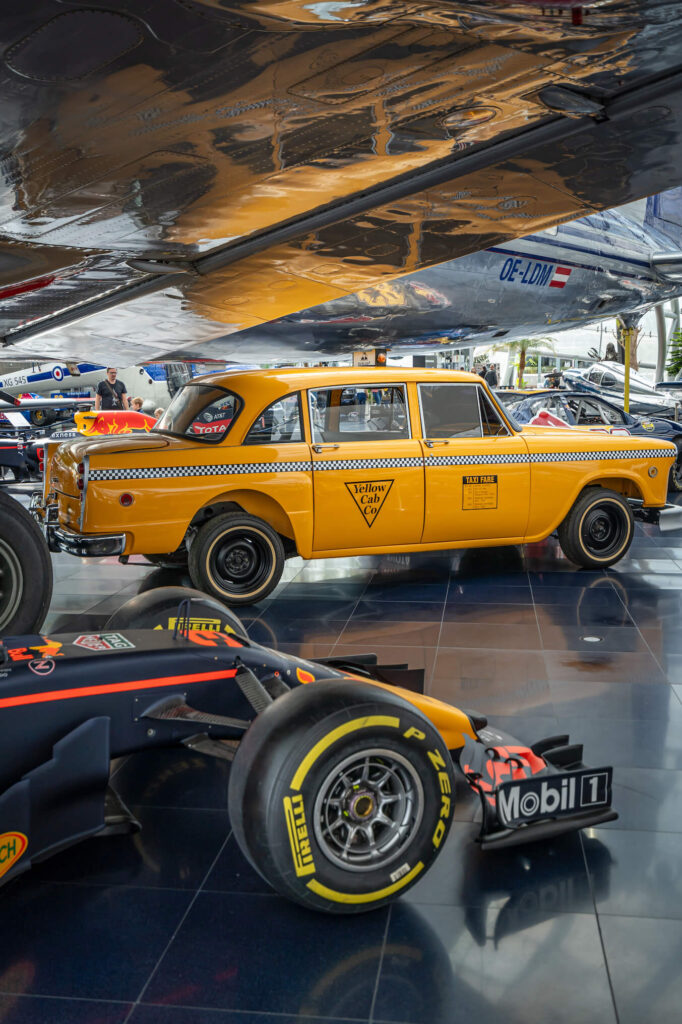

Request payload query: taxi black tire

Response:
[188,511,284,606]
[0,490,53,635]
[669,449,682,492]
[228,679,455,914]
[558,486,634,568]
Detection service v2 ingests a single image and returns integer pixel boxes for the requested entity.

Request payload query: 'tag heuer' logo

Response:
[345,479,394,527]
[0,832,28,880]
[73,633,135,651]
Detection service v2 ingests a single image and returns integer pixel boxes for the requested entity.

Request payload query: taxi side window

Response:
[309,385,409,443]
[478,389,509,436]
[244,393,302,445]
[419,383,481,438]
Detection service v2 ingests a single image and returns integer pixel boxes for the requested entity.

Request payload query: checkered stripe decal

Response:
[313,457,423,471]
[426,448,671,467]
[89,461,313,481]
[89,447,673,482]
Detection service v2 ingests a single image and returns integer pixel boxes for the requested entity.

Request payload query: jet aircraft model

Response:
[1,2,682,366]
[224,193,682,358]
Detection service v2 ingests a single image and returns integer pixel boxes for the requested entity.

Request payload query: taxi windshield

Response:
[154,384,241,442]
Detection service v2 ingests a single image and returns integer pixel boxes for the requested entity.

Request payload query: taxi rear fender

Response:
[188,490,299,552]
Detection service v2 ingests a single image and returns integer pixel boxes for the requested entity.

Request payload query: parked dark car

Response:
[497,389,682,490]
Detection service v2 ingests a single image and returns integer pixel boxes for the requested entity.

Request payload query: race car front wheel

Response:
[0,490,53,635]
[189,511,284,606]
[228,679,455,914]
[558,486,634,568]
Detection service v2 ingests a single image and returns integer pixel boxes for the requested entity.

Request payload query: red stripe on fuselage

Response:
[0,669,237,709]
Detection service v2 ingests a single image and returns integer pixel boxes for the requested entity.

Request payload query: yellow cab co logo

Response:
[345,479,394,527]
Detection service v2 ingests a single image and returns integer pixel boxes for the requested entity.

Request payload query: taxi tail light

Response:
[37,446,45,473]
[77,461,85,495]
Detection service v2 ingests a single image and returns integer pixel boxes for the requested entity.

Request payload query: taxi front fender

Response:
[525,465,668,543]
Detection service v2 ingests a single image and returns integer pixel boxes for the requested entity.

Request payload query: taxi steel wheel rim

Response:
[207,527,275,597]
[673,457,682,489]
[313,749,424,873]
[580,501,629,557]
[0,537,22,632]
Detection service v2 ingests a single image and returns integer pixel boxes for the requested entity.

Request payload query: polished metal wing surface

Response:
[1,0,682,361]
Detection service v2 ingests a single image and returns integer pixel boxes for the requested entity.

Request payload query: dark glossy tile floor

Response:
[3,482,682,1024]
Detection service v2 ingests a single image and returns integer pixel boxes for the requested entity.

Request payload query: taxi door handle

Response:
[424,440,450,447]
[312,444,340,453]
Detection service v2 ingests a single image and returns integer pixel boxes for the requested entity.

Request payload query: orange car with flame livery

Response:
[74,409,157,436]
[33,367,682,605]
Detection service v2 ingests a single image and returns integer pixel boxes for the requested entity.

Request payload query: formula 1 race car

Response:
[0,589,617,914]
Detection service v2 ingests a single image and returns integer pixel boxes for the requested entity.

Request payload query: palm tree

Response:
[491,337,555,387]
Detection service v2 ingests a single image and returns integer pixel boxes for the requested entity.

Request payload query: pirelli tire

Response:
[103,585,249,641]
[0,490,53,635]
[188,511,284,606]
[228,679,455,914]
[557,486,634,569]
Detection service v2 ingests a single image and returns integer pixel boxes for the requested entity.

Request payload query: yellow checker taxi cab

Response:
[33,368,682,605]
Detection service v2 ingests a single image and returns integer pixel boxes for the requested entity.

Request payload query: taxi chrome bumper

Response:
[30,494,126,556]
[49,522,126,557]
[629,499,682,532]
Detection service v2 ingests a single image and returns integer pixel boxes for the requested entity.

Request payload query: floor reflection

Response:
[5,482,682,1023]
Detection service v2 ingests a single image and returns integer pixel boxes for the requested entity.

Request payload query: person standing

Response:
[484,363,499,387]
[95,367,129,411]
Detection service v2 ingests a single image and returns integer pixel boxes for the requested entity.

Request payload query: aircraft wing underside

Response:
[2,0,682,362]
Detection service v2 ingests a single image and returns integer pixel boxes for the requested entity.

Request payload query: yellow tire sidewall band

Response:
[290,714,400,791]
[205,526,276,600]
[307,861,425,905]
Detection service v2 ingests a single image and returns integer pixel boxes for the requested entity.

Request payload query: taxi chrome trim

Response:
[79,454,89,531]
[660,504,682,532]
[48,525,126,558]
[630,500,682,532]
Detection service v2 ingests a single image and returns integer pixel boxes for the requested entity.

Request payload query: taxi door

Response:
[308,383,424,552]
[418,382,530,544]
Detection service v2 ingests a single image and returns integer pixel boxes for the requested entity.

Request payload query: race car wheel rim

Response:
[580,502,629,556]
[0,537,22,632]
[208,528,274,597]
[313,749,424,873]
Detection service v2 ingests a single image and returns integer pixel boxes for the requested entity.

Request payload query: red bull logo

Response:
[0,832,28,879]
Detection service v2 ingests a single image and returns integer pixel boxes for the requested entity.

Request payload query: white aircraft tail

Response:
[644,187,682,248]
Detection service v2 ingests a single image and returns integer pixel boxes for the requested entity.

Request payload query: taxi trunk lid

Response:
[51,434,172,497]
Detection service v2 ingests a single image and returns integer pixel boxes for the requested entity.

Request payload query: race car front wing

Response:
[460,724,617,849]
